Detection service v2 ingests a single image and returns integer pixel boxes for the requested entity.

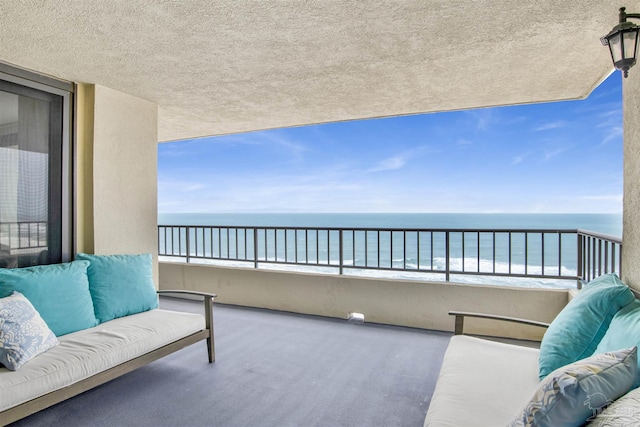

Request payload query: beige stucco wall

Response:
[623,74,640,291]
[75,83,95,255]
[160,262,568,340]
[75,84,159,285]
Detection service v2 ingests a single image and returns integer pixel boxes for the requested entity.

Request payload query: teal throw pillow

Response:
[76,253,158,323]
[0,292,59,370]
[0,260,98,336]
[509,346,637,427]
[539,274,635,379]
[593,299,640,387]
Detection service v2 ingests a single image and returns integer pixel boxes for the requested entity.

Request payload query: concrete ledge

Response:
[568,288,580,301]
[159,262,568,341]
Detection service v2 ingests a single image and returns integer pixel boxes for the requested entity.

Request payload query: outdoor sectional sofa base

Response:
[424,311,550,427]
[0,290,215,426]
[425,278,640,426]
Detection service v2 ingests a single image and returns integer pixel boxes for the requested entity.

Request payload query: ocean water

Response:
[159,213,622,236]
[158,213,622,289]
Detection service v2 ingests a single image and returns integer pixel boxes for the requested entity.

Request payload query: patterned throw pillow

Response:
[585,386,640,426]
[509,347,637,427]
[0,291,59,371]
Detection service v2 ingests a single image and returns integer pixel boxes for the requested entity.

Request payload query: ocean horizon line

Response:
[158,212,622,238]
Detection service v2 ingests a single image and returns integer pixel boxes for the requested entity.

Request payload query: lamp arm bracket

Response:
[624,13,640,21]
[620,6,640,23]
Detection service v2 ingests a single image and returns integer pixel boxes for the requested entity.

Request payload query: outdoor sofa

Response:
[424,273,640,427]
[0,254,215,426]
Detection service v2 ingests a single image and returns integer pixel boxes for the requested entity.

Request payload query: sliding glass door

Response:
[0,73,71,268]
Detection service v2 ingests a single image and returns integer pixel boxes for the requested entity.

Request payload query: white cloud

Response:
[534,121,567,131]
[260,132,306,154]
[597,107,622,121]
[158,179,206,192]
[465,109,494,131]
[601,126,622,145]
[578,194,623,203]
[184,183,206,191]
[191,131,307,159]
[367,156,406,173]
[199,133,261,147]
[544,145,570,160]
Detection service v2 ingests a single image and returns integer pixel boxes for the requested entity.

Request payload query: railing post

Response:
[445,231,450,282]
[619,244,623,278]
[576,233,582,288]
[339,229,344,275]
[185,226,191,263]
[253,228,259,269]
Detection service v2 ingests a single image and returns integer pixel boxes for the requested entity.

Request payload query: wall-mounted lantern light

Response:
[602,7,640,78]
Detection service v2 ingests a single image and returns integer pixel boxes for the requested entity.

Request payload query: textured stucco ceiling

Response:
[0,1,625,142]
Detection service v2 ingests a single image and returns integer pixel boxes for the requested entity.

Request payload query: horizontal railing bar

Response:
[577,229,622,244]
[159,224,582,234]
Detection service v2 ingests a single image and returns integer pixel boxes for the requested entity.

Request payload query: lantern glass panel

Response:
[610,32,623,62]
[623,29,639,60]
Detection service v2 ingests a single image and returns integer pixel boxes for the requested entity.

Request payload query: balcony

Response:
[0,3,636,426]
[157,224,621,341]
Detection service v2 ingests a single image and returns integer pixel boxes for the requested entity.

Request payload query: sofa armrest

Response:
[157,289,217,298]
[158,290,216,362]
[449,311,550,335]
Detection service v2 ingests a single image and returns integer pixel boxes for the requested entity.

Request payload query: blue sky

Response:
[158,73,623,214]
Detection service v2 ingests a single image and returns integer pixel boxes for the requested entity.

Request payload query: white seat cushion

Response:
[424,335,540,427]
[0,309,205,412]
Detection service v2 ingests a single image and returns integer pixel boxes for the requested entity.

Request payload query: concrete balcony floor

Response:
[12,297,452,427]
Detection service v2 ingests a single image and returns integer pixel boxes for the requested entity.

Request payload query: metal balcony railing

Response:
[0,221,49,268]
[0,221,48,251]
[577,230,623,283]
[158,225,622,288]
